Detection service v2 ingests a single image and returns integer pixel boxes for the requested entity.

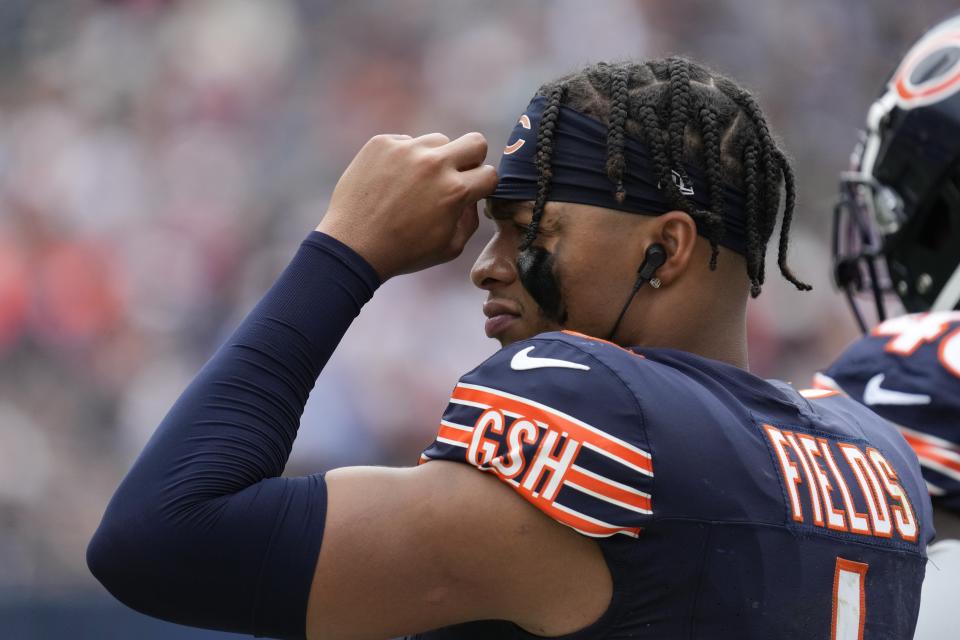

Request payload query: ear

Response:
[648,210,698,286]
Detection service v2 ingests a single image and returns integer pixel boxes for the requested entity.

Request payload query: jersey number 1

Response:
[831,557,868,640]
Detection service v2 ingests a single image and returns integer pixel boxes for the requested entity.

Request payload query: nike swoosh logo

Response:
[510,346,590,371]
[863,373,931,406]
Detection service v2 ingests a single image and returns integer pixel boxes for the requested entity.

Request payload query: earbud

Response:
[606,243,668,342]
[636,243,667,284]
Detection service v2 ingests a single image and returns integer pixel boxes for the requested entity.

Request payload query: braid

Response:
[605,66,630,203]
[523,58,809,296]
[699,106,725,270]
[723,85,811,292]
[638,99,723,270]
[522,83,566,250]
[666,57,692,183]
[637,104,677,207]
[774,151,812,291]
[742,143,764,297]
[645,60,723,267]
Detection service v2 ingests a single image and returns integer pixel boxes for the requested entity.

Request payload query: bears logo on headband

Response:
[503,115,531,155]
[491,96,750,255]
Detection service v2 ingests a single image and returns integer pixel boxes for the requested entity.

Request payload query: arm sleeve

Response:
[421,333,654,539]
[86,231,380,639]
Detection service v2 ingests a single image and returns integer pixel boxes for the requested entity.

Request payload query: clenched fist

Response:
[317,132,498,280]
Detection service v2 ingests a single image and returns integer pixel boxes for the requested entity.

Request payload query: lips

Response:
[483,299,521,319]
[483,299,521,338]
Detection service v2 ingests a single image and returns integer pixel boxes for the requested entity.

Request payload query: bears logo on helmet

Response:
[892,15,960,110]
[834,12,960,332]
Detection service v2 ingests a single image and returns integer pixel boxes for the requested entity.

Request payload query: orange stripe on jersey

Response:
[900,430,960,479]
[565,464,652,514]
[812,372,842,391]
[437,421,473,447]
[451,383,653,476]
[478,467,643,538]
[940,327,960,378]
[542,499,641,538]
[899,424,960,454]
[560,330,646,358]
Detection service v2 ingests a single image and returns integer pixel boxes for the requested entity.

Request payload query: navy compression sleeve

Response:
[87,232,380,639]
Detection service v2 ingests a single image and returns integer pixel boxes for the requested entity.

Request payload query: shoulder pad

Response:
[822,312,960,510]
[421,331,652,538]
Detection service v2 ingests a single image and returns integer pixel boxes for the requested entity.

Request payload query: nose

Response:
[470,233,518,291]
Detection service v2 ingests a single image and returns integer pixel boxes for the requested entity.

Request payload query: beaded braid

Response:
[521,83,566,251]
[525,58,810,295]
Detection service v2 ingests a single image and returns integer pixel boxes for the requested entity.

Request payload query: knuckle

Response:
[366,134,397,156]
[368,134,411,152]
[416,148,444,172]
[367,133,390,147]
[447,177,470,201]
[485,165,499,186]
[467,131,487,151]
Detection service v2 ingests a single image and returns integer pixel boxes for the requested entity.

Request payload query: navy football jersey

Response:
[412,331,932,639]
[820,311,960,513]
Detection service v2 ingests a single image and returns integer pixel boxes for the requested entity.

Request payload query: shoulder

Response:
[821,312,960,436]
[457,329,730,403]
[464,329,646,377]
[454,330,649,426]
[821,312,960,513]
[450,331,726,445]
[824,311,960,384]
[423,331,657,539]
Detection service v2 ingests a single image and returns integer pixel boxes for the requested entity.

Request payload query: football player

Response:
[89,58,932,639]
[818,13,960,640]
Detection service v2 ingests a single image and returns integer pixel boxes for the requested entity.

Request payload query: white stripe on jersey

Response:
[564,480,653,515]
[457,382,652,460]
[571,463,651,498]
[551,501,641,538]
[436,436,468,449]
[440,419,473,432]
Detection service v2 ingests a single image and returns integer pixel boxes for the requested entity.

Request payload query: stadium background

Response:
[0,0,954,637]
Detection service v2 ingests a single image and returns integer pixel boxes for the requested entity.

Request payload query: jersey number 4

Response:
[831,557,868,640]
[874,311,960,377]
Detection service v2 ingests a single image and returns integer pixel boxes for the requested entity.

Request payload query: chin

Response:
[493,331,522,348]
[491,321,559,348]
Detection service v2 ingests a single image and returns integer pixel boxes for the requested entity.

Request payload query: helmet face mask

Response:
[834,13,960,332]
[833,171,896,332]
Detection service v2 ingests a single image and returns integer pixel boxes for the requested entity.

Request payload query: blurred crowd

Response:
[0,0,954,608]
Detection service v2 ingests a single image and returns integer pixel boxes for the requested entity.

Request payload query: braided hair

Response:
[520,57,811,297]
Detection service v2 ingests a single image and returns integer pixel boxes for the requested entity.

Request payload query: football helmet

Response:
[834,13,960,332]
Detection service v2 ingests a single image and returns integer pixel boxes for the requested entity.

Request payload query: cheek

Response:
[558,255,633,330]
[517,246,566,322]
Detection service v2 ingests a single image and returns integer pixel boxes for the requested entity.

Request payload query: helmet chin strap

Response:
[606,244,667,343]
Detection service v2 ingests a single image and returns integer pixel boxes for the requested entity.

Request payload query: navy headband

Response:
[492,96,749,255]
